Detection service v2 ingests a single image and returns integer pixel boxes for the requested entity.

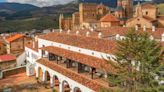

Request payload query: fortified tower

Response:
[122,0,133,18]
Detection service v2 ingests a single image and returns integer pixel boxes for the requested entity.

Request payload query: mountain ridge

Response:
[0,2,39,12]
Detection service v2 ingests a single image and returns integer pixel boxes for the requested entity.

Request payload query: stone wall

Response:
[2,66,26,78]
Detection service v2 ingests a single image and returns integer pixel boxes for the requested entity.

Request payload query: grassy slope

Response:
[0,16,59,33]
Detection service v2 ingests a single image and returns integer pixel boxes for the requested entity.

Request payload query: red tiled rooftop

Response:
[142,3,156,9]
[60,27,164,40]
[6,34,24,43]
[39,32,117,54]
[40,46,117,72]
[100,14,120,22]
[0,54,16,63]
[36,58,115,91]
[97,27,164,39]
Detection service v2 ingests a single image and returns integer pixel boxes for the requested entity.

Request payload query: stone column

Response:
[50,76,54,88]
[42,71,46,82]
[70,88,74,92]
[59,81,63,92]
[70,86,74,92]
[35,68,39,78]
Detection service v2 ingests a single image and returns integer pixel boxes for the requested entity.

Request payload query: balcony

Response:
[37,58,115,91]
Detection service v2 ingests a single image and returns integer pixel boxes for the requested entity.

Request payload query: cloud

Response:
[7,0,74,7]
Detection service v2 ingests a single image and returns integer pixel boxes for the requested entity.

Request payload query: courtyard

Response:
[0,73,56,92]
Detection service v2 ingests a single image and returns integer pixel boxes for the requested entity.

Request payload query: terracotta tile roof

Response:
[6,34,24,43]
[96,27,164,39]
[39,32,117,54]
[100,14,120,22]
[0,54,16,63]
[142,3,156,9]
[40,46,117,72]
[37,58,115,91]
[62,26,164,40]
[61,29,100,38]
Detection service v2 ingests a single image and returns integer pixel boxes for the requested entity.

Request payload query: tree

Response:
[104,28,164,92]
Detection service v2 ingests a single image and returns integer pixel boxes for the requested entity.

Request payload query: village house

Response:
[5,34,32,55]
[25,31,117,92]
[0,54,16,70]
[100,14,120,28]
[25,25,164,91]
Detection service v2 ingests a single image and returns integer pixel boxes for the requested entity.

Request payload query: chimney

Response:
[67,29,70,34]
[86,31,90,37]
[143,25,146,31]
[76,31,79,35]
[149,35,154,40]
[135,25,138,31]
[59,29,63,33]
[98,32,102,38]
[116,34,120,40]
[162,33,164,41]
[52,29,55,32]
[90,27,94,32]
[32,40,35,48]
[152,26,156,32]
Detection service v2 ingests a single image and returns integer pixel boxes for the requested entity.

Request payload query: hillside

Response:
[0,16,58,33]
[0,2,78,33]
[0,3,39,12]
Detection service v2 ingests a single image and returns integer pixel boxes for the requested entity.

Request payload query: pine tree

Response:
[103,28,164,92]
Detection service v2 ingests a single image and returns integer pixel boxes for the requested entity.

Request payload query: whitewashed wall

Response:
[36,62,94,92]
[38,38,116,62]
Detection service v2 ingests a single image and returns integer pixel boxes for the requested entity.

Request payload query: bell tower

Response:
[59,14,64,29]
[122,0,133,18]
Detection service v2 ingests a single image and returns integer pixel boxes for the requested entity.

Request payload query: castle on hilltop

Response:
[59,0,164,30]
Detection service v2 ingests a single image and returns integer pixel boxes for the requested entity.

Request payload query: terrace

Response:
[40,46,117,89]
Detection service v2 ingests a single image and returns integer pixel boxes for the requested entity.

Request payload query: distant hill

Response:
[0,2,78,20]
[79,0,117,8]
[0,3,40,19]
[0,3,39,12]
[0,2,78,33]
[152,0,164,4]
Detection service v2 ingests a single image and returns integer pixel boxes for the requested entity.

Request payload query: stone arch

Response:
[54,75,60,86]
[51,75,60,90]
[74,87,82,92]
[45,70,51,82]
[62,80,71,92]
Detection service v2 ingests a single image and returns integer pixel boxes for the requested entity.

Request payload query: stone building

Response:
[59,14,72,30]
[72,12,80,29]
[126,3,164,28]
[59,3,110,30]
[59,0,133,30]
[0,54,16,70]
[5,34,32,55]
[115,0,133,19]
[100,14,120,28]
[121,0,133,18]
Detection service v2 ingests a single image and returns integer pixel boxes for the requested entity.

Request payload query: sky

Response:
[0,0,74,7]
